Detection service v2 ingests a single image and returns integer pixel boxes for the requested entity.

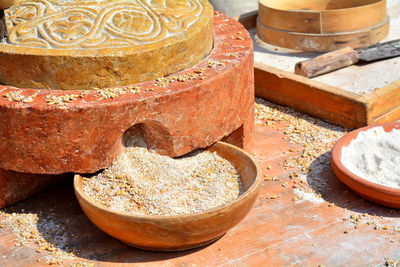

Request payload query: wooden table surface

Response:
[1,102,400,267]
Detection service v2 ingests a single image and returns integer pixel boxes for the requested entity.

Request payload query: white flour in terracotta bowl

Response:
[341,126,400,188]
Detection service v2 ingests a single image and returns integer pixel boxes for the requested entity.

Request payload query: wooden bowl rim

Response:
[331,122,400,194]
[259,0,385,13]
[74,141,262,220]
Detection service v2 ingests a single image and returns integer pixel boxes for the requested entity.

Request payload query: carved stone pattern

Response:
[5,0,204,49]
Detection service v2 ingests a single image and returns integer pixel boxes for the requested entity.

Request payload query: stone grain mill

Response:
[0,0,254,207]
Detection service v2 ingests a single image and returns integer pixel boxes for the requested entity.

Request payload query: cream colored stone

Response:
[0,0,213,90]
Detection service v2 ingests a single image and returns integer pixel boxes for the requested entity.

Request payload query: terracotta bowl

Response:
[331,122,400,208]
[74,142,261,251]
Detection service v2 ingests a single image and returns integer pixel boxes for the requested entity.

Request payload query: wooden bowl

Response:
[257,0,389,51]
[331,122,400,208]
[74,142,261,251]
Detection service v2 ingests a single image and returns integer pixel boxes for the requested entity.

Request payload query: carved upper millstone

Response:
[0,0,213,90]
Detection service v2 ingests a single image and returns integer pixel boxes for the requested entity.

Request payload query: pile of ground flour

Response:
[341,126,400,188]
[83,148,244,216]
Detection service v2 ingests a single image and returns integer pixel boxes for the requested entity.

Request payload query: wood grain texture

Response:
[1,124,400,266]
[361,80,400,121]
[370,105,400,125]
[257,0,389,51]
[257,18,390,52]
[251,6,400,127]
[255,63,366,128]
[259,0,387,34]
[259,0,382,11]
[255,61,400,127]
[294,47,359,78]
[320,0,387,33]
[258,6,321,34]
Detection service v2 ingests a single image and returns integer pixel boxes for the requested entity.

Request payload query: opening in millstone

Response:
[122,124,148,149]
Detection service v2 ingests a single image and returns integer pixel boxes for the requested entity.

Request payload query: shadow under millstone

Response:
[0,178,210,265]
[306,151,400,218]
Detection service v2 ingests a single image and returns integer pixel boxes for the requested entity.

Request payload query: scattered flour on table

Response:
[341,127,400,188]
[294,188,324,204]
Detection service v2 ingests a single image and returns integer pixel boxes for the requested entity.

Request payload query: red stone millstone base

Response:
[0,169,68,208]
[0,13,254,174]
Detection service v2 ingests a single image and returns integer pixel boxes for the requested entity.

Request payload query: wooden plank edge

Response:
[255,85,366,129]
[359,80,400,122]
[369,105,400,125]
[255,62,361,99]
[255,63,367,129]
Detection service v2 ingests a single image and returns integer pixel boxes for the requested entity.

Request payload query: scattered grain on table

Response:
[0,210,77,265]
[255,97,348,200]
[255,97,400,241]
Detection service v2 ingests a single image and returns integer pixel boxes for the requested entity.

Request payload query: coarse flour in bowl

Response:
[341,126,400,188]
